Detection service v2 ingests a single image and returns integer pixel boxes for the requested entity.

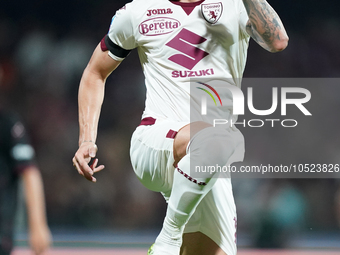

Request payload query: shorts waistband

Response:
[139,117,156,126]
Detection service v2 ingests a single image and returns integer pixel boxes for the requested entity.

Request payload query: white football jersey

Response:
[105,0,250,122]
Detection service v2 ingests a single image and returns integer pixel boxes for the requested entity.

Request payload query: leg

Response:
[181,232,227,255]
[153,122,238,254]
[182,177,238,255]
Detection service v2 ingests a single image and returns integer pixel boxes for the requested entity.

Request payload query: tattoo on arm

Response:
[246,20,270,51]
[243,0,286,51]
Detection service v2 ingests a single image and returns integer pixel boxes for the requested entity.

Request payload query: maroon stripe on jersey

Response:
[100,36,108,51]
[139,117,156,126]
[170,0,205,15]
[166,129,178,139]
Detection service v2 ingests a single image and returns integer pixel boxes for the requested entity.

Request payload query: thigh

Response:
[181,232,227,255]
[130,120,188,194]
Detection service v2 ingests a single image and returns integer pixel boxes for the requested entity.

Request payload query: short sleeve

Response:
[6,113,36,173]
[237,0,250,37]
[105,2,137,61]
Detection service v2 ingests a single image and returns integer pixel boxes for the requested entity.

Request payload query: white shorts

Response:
[130,118,244,255]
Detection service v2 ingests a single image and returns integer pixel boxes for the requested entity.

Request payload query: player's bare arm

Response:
[22,166,52,254]
[242,0,289,52]
[73,43,121,182]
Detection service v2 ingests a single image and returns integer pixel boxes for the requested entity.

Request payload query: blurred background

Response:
[1,0,340,251]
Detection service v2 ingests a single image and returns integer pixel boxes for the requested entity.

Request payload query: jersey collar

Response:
[170,0,205,15]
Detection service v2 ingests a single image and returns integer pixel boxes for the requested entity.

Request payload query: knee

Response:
[173,122,211,166]
[189,126,235,167]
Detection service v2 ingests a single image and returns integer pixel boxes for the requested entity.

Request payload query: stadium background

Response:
[1,0,340,253]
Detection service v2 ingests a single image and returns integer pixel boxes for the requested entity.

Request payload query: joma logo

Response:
[147,8,173,16]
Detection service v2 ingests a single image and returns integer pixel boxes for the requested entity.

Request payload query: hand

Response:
[72,141,105,182]
[29,224,52,255]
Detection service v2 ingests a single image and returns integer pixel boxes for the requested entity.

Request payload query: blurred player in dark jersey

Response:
[0,108,52,255]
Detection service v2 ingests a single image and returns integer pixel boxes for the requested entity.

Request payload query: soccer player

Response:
[0,110,52,255]
[72,0,288,254]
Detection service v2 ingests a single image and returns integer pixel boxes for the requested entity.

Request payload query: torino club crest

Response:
[201,2,223,24]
